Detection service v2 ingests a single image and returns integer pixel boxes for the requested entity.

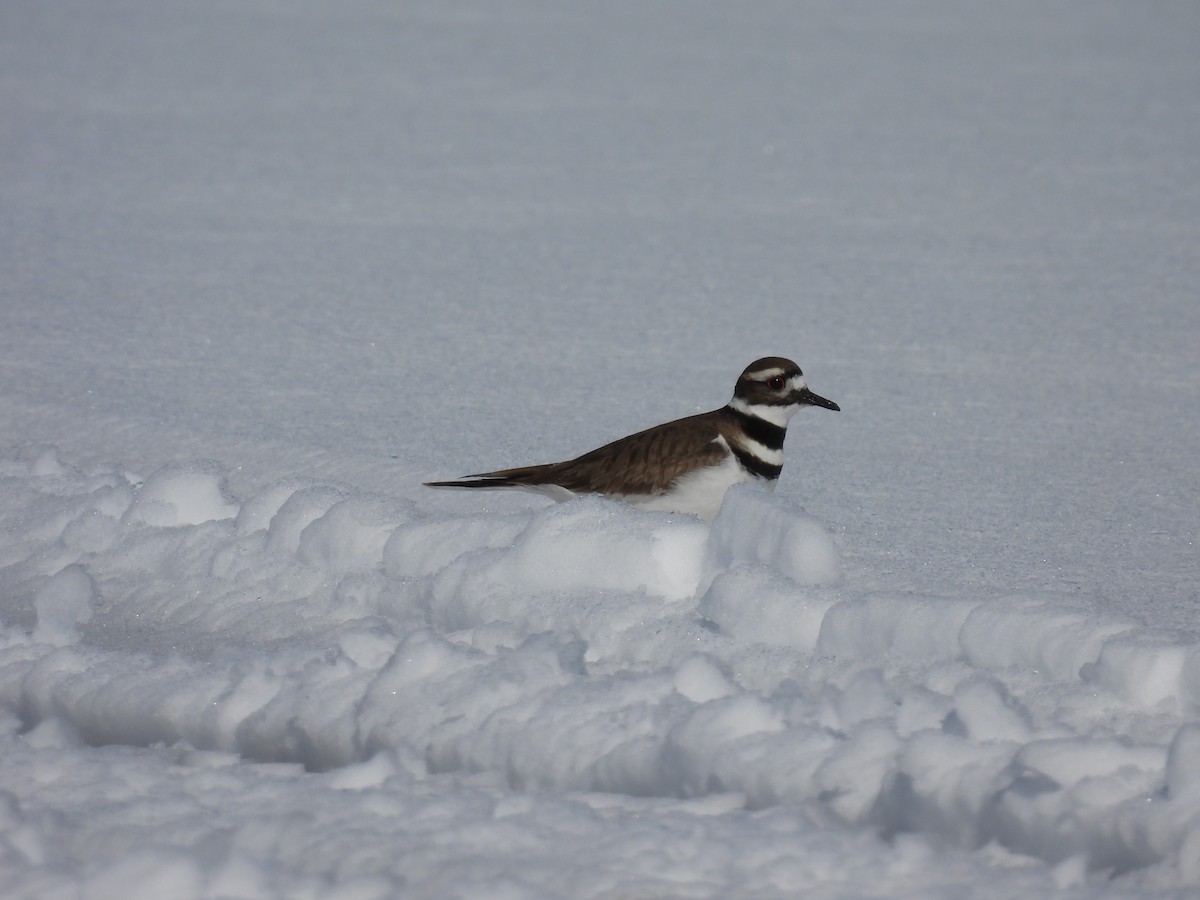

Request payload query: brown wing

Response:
[476,411,728,497]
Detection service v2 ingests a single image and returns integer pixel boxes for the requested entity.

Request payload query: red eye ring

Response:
[767,375,786,391]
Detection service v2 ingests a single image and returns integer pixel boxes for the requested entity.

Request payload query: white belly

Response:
[624,452,766,522]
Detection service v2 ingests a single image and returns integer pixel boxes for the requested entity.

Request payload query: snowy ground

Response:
[2,1,1199,897]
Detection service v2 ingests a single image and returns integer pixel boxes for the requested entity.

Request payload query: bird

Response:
[423,357,839,521]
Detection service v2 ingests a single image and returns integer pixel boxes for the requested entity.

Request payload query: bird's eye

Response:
[767,376,786,391]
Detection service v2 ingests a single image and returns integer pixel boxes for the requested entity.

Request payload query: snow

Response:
[2,0,1199,897]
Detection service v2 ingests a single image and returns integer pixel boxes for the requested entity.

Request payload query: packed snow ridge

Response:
[2,446,1199,888]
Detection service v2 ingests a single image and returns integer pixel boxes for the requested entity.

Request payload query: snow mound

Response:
[33,564,98,647]
[421,496,710,614]
[123,462,239,527]
[707,484,841,586]
[1,446,1199,890]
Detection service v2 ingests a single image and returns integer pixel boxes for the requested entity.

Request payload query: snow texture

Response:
[1,1,1198,897]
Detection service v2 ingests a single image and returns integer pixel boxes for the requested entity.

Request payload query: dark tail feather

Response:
[423,476,517,490]
[423,462,560,490]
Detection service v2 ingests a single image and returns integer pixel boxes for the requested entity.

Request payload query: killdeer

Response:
[424,357,839,521]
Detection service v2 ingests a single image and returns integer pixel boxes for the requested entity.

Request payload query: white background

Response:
[2,2,1198,897]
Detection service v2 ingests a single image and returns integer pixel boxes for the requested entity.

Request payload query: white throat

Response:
[729,396,798,428]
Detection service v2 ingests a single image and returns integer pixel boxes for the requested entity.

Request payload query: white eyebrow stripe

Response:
[748,367,787,381]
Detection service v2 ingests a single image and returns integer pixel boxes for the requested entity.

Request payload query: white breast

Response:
[623,437,767,521]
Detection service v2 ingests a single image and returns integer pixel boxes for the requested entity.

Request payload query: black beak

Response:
[799,388,840,412]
